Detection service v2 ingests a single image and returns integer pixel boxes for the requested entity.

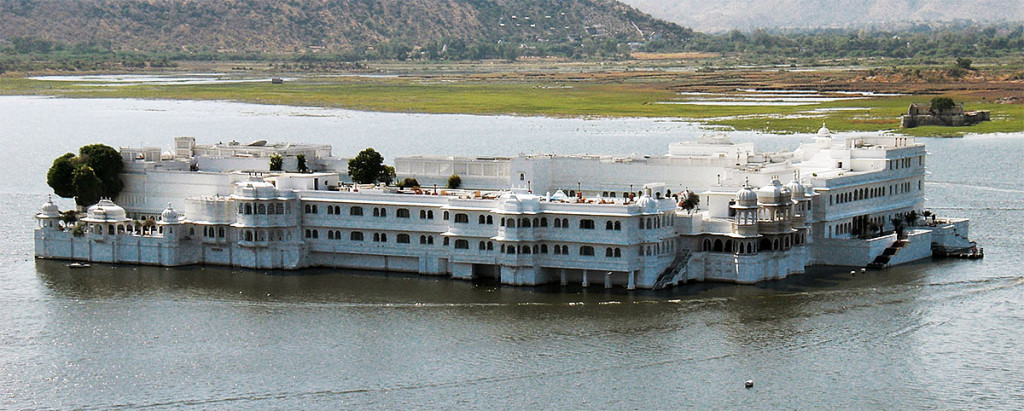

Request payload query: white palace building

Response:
[35,126,977,289]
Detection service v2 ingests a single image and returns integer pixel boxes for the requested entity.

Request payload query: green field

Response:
[1,75,1020,136]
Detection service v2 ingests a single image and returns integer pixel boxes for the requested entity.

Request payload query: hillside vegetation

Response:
[0,0,687,57]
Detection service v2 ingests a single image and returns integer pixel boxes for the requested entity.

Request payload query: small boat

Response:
[68,262,91,269]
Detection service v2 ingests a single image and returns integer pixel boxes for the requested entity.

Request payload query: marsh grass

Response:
[2,76,1020,136]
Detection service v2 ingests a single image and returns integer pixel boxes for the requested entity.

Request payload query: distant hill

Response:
[619,0,1024,32]
[0,0,691,55]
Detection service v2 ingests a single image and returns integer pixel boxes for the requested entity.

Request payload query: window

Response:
[420,235,427,244]
[540,218,547,227]
[508,219,516,228]
[479,215,486,224]
[521,246,531,254]
[487,242,493,250]
[614,221,621,230]
[328,231,334,240]
[479,241,487,250]
[246,231,254,242]
[454,213,469,223]
[455,239,469,249]
[396,208,410,218]
[327,206,334,215]
[580,246,594,256]
[561,218,568,228]
[246,204,253,214]
[350,231,364,241]
[420,210,427,219]
[397,234,410,244]
[606,221,614,230]
[428,210,434,219]
[521,218,531,228]
[350,206,363,216]
[540,244,548,253]
[554,245,562,255]
[487,215,493,225]
[561,245,568,254]
[614,248,622,258]
[443,211,450,220]
[606,247,613,257]
[312,230,318,239]
[278,204,286,214]
[443,237,450,246]
[554,219,561,228]
[579,219,595,229]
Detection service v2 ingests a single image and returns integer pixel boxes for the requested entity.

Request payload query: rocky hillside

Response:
[0,0,691,54]
[620,0,1024,33]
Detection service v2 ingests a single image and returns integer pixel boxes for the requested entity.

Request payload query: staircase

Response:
[867,240,908,269]
[653,250,692,290]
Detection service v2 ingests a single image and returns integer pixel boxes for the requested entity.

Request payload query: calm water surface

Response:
[0,96,1022,409]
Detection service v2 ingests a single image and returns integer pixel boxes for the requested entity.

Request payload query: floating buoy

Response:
[745,380,754,388]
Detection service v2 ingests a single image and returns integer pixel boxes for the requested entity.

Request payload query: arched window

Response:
[351,231,364,241]
[373,208,380,217]
[540,244,548,253]
[533,218,539,227]
[312,205,318,214]
[380,233,387,242]
[454,239,469,249]
[646,218,653,229]
[305,229,311,239]
[443,237,449,246]
[312,230,318,239]
[606,221,614,230]
[521,218,531,228]
[420,235,427,244]
[561,218,568,228]
[479,241,487,250]
[554,245,561,255]
[580,246,595,256]
[246,204,253,214]
[328,231,335,240]
[350,206,363,216]
[443,211,449,220]
[487,215,494,225]
[428,236,434,245]
[703,239,712,251]
[713,239,723,252]
[501,244,506,253]
[479,215,486,224]
[520,246,531,254]
[420,210,427,219]
[257,204,266,214]
[614,221,621,230]
[507,246,516,254]
[533,245,538,254]
[553,219,561,228]
[725,240,733,253]
[454,213,469,223]
[397,234,410,244]
[508,219,516,228]
[487,242,493,250]
[427,210,434,219]
[614,248,622,258]
[606,247,613,257]
[278,204,286,214]
[561,245,568,254]
[579,219,595,229]
[639,219,645,229]
[246,231,253,242]
[397,208,410,218]
[218,227,224,238]
[327,206,334,215]
[540,218,547,227]
[239,204,244,214]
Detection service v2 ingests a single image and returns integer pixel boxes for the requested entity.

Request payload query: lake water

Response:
[1,96,1022,409]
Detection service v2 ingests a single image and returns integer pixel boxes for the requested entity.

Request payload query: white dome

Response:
[817,122,832,137]
[736,186,758,205]
[550,189,568,202]
[635,193,657,213]
[786,180,807,199]
[234,175,287,200]
[83,199,129,223]
[160,203,183,224]
[38,196,61,218]
[756,180,784,203]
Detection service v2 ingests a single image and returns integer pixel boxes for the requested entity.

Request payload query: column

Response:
[604,271,612,289]
[581,269,589,287]
[627,270,636,290]
[560,268,567,286]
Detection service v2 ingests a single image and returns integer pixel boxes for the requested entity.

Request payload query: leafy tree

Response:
[72,165,103,206]
[379,165,396,185]
[47,153,77,198]
[447,174,462,189]
[46,144,123,206]
[679,190,700,213]
[79,144,124,199]
[398,178,420,188]
[347,148,387,184]
[269,154,283,171]
[955,57,973,70]
[930,97,956,111]
[296,154,308,173]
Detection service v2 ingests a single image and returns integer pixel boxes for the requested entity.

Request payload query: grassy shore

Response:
[2,63,1020,136]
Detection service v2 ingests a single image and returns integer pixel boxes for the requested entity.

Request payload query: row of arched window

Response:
[241,202,287,215]
[202,226,226,238]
